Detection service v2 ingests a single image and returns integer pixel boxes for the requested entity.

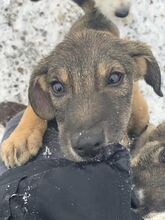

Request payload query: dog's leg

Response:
[0,105,47,167]
[128,82,149,137]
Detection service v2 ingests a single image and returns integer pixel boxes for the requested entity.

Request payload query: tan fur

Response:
[38,75,47,91]
[128,82,149,136]
[98,63,107,77]
[0,106,47,167]
[58,68,69,83]
[134,57,147,80]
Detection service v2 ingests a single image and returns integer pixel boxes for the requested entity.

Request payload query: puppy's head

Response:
[94,0,133,20]
[29,30,162,161]
[132,123,165,217]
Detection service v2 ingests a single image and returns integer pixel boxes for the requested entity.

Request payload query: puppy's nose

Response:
[115,7,129,18]
[75,129,104,158]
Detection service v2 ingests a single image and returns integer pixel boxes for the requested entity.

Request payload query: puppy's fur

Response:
[132,122,165,217]
[0,0,163,167]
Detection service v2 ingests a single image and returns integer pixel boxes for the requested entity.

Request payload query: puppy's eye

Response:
[107,71,123,86]
[159,149,165,164]
[51,81,65,96]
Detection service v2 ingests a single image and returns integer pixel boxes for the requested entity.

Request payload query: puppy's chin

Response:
[62,145,106,162]
[64,147,103,162]
[66,144,127,163]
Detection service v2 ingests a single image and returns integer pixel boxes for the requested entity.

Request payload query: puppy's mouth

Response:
[76,145,103,160]
[73,135,129,161]
[75,143,127,162]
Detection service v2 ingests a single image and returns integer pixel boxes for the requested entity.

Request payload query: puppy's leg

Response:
[0,105,47,167]
[128,82,149,137]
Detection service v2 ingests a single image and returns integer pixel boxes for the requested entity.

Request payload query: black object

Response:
[0,145,142,220]
[0,113,143,220]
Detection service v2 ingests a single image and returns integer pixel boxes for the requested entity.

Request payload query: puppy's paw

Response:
[0,128,43,168]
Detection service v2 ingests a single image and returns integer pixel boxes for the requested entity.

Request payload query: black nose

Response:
[75,129,104,158]
[115,8,129,18]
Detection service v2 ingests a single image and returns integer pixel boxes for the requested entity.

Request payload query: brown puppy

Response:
[132,123,165,218]
[0,0,163,167]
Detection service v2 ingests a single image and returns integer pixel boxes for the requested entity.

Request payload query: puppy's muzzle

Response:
[72,128,104,159]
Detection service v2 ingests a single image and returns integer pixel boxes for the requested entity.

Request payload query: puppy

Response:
[0,0,163,167]
[132,123,165,219]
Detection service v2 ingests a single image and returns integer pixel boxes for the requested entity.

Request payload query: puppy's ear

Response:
[28,60,55,120]
[125,41,163,97]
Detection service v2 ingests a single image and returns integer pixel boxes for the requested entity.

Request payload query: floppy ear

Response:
[28,60,55,120]
[124,41,163,97]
